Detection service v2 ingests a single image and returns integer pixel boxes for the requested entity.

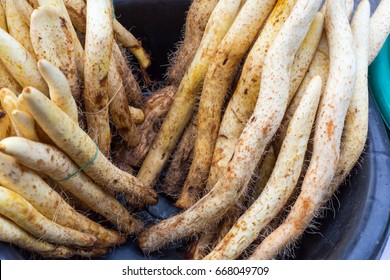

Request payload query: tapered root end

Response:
[126,187,158,208]
[22,87,32,94]
[137,230,154,253]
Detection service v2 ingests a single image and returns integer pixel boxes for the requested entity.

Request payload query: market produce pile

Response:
[0,0,389,260]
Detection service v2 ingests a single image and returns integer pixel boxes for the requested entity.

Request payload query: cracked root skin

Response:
[83,0,113,156]
[122,86,177,168]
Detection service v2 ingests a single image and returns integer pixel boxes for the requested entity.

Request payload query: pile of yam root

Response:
[0,0,389,260]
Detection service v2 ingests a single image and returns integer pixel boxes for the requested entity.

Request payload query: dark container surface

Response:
[1,0,390,260]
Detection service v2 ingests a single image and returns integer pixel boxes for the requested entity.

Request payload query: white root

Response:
[11,110,39,141]
[329,0,370,195]
[249,0,357,260]
[37,0,85,77]
[21,87,158,207]
[138,0,322,253]
[37,59,78,123]
[30,5,81,101]
[0,62,22,94]
[0,186,97,247]
[368,0,390,64]
[205,76,322,260]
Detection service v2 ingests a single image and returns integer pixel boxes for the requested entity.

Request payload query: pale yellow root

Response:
[0,3,7,31]
[108,60,140,148]
[1,94,24,136]
[112,19,151,70]
[138,0,242,187]
[0,62,22,94]
[0,152,125,246]
[167,0,219,86]
[205,76,322,260]
[161,114,197,199]
[16,94,30,114]
[138,0,322,253]
[2,92,39,142]
[0,215,76,258]
[0,186,96,247]
[0,109,12,140]
[176,0,277,209]
[22,87,158,207]
[37,59,78,123]
[30,5,81,102]
[0,137,143,235]
[129,106,145,124]
[251,147,277,202]
[11,110,39,141]
[249,0,357,260]
[0,28,48,95]
[5,0,36,56]
[368,0,390,64]
[206,0,298,191]
[13,0,33,26]
[112,43,143,108]
[212,146,277,253]
[83,0,113,156]
[288,13,324,103]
